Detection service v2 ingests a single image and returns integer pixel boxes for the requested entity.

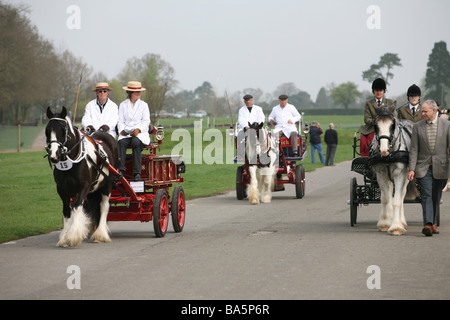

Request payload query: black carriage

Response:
[349,131,424,226]
[235,123,308,200]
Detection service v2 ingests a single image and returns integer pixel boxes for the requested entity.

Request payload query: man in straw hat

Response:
[117,81,151,181]
[82,82,119,138]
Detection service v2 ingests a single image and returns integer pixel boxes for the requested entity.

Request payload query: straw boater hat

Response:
[122,81,146,92]
[92,82,112,92]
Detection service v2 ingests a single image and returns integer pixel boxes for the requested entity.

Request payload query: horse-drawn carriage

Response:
[235,122,308,203]
[348,103,430,234]
[45,107,185,247]
[107,127,186,238]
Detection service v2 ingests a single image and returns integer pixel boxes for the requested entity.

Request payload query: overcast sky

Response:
[9,0,450,101]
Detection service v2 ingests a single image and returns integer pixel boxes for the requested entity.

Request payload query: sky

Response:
[8,0,450,101]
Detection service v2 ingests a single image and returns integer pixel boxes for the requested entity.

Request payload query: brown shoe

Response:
[431,224,439,234]
[422,224,433,237]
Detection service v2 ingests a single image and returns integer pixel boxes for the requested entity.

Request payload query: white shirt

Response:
[117,99,151,145]
[236,104,265,134]
[268,103,301,137]
[82,98,119,138]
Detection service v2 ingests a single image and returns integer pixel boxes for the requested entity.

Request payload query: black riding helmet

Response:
[407,84,421,97]
[372,78,387,91]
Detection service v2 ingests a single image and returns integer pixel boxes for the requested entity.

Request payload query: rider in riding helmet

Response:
[359,78,394,157]
[397,84,423,122]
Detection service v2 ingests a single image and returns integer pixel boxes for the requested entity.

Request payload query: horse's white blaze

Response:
[377,119,391,156]
[49,131,59,161]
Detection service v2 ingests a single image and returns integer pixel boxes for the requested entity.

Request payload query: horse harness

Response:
[369,116,412,181]
[248,127,272,168]
[45,117,119,192]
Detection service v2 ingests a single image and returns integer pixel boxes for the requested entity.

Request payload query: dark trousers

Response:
[325,143,337,166]
[118,137,144,175]
[417,166,447,225]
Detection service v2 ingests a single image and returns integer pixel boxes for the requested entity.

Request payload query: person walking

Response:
[397,84,423,122]
[268,94,301,156]
[81,82,119,138]
[359,78,393,156]
[407,99,450,236]
[236,94,266,161]
[117,81,151,181]
[324,122,338,166]
[309,121,325,164]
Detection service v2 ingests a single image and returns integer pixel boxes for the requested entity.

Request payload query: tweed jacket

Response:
[397,103,423,122]
[360,97,394,135]
[408,117,450,179]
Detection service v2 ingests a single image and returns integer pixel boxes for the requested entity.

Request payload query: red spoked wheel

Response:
[153,189,169,238]
[171,185,186,233]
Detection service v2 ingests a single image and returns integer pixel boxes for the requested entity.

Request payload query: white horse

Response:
[369,102,419,235]
[245,122,278,204]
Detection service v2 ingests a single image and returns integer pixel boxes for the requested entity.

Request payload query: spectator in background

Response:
[309,120,325,164]
[324,122,338,166]
[82,82,119,138]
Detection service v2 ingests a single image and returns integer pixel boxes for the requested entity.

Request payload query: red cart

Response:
[107,128,186,237]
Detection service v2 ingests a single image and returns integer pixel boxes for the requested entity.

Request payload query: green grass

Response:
[0,124,45,150]
[0,116,359,243]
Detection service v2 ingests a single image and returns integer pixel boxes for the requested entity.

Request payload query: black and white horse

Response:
[245,122,278,204]
[45,107,118,247]
[369,102,418,235]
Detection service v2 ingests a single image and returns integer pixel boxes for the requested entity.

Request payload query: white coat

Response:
[82,98,119,138]
[117,99,151,145]
[268,103,301,137]
[236,104,266,134]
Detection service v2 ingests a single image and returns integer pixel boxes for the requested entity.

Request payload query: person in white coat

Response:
[236,94,266,160]
[269,94,301,155]
[82,82,119,138]
[117,81,151,181]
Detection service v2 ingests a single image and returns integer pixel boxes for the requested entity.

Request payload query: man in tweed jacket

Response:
[407,100,450,236]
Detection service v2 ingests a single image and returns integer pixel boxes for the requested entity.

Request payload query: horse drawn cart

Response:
[235,122,307,201]
[108,127,186,238]
[349,129,424,227]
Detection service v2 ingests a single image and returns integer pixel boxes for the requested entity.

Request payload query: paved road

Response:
[1,160,450,301]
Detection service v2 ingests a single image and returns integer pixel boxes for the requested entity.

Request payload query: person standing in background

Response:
[324,122,338,166]
[309,121,325,164]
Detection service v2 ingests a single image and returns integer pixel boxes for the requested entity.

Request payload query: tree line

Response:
[1,1,449,125]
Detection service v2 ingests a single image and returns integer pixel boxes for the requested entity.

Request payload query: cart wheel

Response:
[171,185,186,233]
[236,166,247,200]
[295,164,305,199]
[350,177,358,226]
[153,189,169,238]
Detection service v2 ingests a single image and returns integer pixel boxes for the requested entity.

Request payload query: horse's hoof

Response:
[389,230,405,236]
[378,227,389,232]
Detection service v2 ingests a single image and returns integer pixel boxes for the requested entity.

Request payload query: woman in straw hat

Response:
[82,82,119,138]
[117,81,151,181]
